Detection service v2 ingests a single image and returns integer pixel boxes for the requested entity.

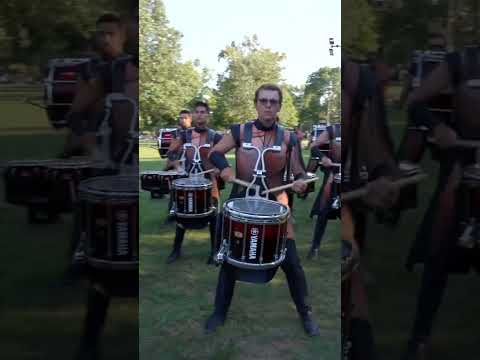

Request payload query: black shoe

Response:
[166,250,181,264]
[74,342,100,360]
[204,312,226,334]
[306,247,319,260]
[300,311,320,336]
[403,339,428,360]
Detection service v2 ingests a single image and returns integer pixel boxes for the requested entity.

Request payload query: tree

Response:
[342,0,379,60]
[139,0,203,129]
[0,0,134,65]
[213,35,298,129]
[300,67,340,128]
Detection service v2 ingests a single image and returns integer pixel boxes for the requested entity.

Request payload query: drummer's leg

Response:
[308,214,328,259]
[205,263,236,332]
[166,224,186,264]
[280,239,319,336]
[207,198,220,265]
[76,281,111,359]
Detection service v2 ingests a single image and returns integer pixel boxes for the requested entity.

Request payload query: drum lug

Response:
[216,241,227,264]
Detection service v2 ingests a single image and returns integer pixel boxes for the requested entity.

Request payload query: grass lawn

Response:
[139,145,341,360]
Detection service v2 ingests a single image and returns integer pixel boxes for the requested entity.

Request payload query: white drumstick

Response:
[232,178,254,188]
[342,173,427,202]
[427,137,480,148]
[261,176,319,195]
[190,168,215,176]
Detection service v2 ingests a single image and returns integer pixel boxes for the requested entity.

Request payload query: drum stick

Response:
[342,173,427,202]
[191,168,215,176]
[261,177,319,195]
[427,137,480,148]
[232,178,254,188]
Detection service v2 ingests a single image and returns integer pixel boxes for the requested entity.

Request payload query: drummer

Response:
[307,123,341,259]
[205,83,320,336]
[61,13,138,162]
[402,44,480,358]
[75,7,139,360]
[164,101,222,265]
[162,110,193,220]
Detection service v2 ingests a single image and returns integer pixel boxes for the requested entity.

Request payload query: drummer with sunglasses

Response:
[205,84,320,336]
[164,101,223,265]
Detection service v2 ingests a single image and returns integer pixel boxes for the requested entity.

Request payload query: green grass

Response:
[364,107,480,358]
[0,94,138,359]
[139,147,341,360]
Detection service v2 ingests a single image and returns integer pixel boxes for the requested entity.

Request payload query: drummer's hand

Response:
[292,179,308,193]
[220,167,235,183]
[321,157,333,168]
[433,123,457,149]
[365,176,398,209]
[212,168,220,177]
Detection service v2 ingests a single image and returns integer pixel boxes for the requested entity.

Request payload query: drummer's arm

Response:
[209,133,236,182]
[290,135,310,193]
[407,62,450,105]
[166,138,184,171]
[68,69,104,136]
[310,131,332,167]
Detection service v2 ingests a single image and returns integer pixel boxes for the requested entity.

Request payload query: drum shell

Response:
[79,176,139,270]
[4,161,53,205]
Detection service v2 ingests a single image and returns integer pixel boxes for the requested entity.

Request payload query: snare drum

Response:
[44,58,89,129]
[158,128,177,158]
[218,198,289,270]
[172,176,214,219]
[4,159,55,205]
[140,170,186,198]
[79,175,139,270]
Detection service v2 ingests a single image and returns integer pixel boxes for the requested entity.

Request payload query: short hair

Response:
[96,13,124,27]
[179,109,191,116]
[254,84,283,105]
[194,101,210,113]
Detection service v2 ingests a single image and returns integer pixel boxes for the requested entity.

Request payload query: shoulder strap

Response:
[242,121,254,146]
[207,128,215,144]
[274,125,285,149]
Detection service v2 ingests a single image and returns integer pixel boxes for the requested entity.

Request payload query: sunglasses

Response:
[258,98,280,106]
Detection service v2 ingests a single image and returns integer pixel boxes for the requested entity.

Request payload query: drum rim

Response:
[78,175,139,199]
[223,198,289,223]
[175,209,215,218]
[224,252,286,270]
[87,257,139,270]
[172,177,212,189]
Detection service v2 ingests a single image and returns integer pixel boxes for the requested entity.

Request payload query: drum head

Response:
[48,159,93,169]
[79,175,139,200]
[173,176,212,189]
[7,159,56,167]
[224,198,289,223]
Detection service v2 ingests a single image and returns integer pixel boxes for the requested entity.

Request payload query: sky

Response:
[163,0,341,87]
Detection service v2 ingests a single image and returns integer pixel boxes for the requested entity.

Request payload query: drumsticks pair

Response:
[342,173,427,202]
[230,176,319,196]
